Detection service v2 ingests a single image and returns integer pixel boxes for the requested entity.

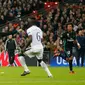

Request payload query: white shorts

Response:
[24,46,43,60]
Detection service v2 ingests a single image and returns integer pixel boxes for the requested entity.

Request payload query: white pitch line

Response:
[0,80,85,83]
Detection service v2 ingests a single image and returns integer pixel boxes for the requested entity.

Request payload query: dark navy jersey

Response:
[60,31,76,48]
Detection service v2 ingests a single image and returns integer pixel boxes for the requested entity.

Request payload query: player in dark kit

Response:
[54,23,80,74]
[61,23,81,73]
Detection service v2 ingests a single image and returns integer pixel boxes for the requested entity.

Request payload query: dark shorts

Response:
[65,47,72,58]
[59,47,72,60]
[53,48,73,60]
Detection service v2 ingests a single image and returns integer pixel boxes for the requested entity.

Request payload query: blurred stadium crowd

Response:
[0,0,85,60]
[0,0,44,24]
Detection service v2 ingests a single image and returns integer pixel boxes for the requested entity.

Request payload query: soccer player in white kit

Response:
[18,18,53,77]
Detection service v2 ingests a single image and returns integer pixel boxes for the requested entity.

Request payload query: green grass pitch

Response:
[0,66,85,85]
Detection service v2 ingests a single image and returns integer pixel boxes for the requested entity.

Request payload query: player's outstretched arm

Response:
[0,29,22,37]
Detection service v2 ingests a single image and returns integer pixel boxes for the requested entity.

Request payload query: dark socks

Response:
[69,60,73,71]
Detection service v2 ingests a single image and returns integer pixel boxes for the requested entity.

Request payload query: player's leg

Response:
[38,59,53,77]
[18,55,30,76]
[69,59,74,73]
[19,49,35,76]
[24,48,35,58]
[36,49,53,77]
[67,49,74,73]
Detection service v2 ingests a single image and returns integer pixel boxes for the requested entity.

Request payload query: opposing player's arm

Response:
[0,30,17,37]
[0,29,22,37]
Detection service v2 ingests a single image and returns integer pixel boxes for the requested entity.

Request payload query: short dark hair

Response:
[28,17,36,26]
[76,29,82,34]
[66,22,73,28]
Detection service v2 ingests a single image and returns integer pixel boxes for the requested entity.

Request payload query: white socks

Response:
[18,56,52,77]
[40,61,53,77]
[18,56,30,72]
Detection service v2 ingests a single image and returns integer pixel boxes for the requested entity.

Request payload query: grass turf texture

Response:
[0,67,85,85]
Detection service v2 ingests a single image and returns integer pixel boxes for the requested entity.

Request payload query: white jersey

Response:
[26,25,43,48]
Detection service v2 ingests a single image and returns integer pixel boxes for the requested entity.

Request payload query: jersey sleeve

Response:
[27,29,32,36]
[72,31,76,40]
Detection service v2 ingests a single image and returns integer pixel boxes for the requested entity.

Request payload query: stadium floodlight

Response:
[44,2,47,5]
[33,10,36,13]
[55,2,58,5]
[48,5,50,8]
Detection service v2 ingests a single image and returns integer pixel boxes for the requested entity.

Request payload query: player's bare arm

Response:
[23,35,32,51]
[0,29,23,37]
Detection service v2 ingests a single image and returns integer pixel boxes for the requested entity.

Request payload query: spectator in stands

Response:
[0,39,4,53]
[0,15,6,24]
[0,0,44,25]
[76,29,85,67]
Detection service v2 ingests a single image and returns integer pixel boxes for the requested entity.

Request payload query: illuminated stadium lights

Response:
[33,10,36,13]
[44,2,47,5]
[55,2,58,5]
[32,10,38,14]
[44,2,58,9]
[48,5,50,8]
